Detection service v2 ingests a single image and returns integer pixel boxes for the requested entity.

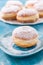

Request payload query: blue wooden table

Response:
[0,0,43,65]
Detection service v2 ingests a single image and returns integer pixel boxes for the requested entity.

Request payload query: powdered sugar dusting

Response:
[6,0,23,6]
[17,8,38,16]
[25,0,38,6]
[1,5,20,13]
[34,2,43,11]
[12,26,38,40]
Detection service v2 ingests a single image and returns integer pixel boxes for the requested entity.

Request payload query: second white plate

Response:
[0,32,43,57]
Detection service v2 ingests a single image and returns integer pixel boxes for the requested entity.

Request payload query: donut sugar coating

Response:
[34,2,43,18]
[17,8,39,23]
[12,26,39,48]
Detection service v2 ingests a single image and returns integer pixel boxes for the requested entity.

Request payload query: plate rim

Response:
[0,18,43,25]
[0,43,42,57]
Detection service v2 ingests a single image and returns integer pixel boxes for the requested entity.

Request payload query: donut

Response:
[25,0,38,8]
[1,5,22,20]
[17,8,39,23]
[34,2,43,18]
[12,26,39,48]
[6,0,23,7]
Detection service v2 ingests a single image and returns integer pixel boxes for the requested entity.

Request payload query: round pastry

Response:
[17,8,39,23]
[12,26,39,48]
[6,0,23,7]
[25,0,38,8]
[34,2,43,18]
[1,5,22,20]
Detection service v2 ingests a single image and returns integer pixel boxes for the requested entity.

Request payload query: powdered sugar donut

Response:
[1,5,22,20]
[34,2,43,18]
[25,0,38,8]
[17,8,39,23]
[12,26,39,48]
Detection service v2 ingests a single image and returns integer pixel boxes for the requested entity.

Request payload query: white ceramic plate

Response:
[0,32,43,57]
[1,18,43,25]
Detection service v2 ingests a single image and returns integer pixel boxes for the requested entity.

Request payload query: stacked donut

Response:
[1,0,43,23]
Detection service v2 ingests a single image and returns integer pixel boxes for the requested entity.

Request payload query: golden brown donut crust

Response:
[12,37,38,48]
[17,14,39,23]
[39,11,43,18]
[2,12,16,20]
